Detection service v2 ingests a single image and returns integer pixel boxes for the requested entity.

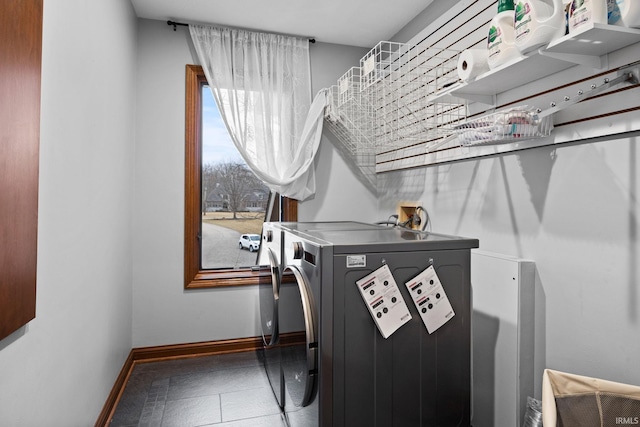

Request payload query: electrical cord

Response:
[376,221,399,227]
[376,215,399,227]
[398,217,413,228]
[415,206,431,231]
[376,214,414,230]
[376,207,431,231]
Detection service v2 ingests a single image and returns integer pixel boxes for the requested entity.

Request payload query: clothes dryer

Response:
[257,222,285,407]
[258,221,382,417]
[260,221,479,427]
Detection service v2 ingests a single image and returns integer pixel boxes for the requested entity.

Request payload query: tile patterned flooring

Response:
[110,350,289,427]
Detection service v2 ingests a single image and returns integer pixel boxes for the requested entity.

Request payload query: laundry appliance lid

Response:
[277,221,479,253]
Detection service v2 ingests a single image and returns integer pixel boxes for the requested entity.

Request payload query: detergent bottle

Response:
[514,0,566,53]
[569,0,608,32]
[608,0,640,28]
[488,0,523,69]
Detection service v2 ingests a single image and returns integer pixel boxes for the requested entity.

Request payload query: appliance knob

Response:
[292,241,304,259]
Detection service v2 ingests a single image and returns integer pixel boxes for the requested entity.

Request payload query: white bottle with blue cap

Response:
[608,0,640,28]
[514,0,566,53]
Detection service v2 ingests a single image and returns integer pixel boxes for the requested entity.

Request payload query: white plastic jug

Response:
[488,0,523,69]
[569,0,608,32]
[608,0,640,28]
[514,0,566,53]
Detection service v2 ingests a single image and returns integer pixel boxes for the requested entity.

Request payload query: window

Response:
[184,65,297,289]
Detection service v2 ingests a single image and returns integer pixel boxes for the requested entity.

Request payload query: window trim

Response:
[184,64,297,289]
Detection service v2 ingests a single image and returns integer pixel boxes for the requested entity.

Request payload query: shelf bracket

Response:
[538,65,639,118]
[425,134,458,153]
[537,48,602,69]
[447,90,494,105]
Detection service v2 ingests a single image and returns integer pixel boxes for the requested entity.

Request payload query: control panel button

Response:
[292,242,304,259]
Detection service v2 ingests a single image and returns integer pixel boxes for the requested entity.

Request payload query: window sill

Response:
[185,265,271,289]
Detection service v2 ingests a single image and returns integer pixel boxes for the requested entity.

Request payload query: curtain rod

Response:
[166,20,316,43]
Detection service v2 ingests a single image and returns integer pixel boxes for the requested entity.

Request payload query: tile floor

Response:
[110,350,289,427]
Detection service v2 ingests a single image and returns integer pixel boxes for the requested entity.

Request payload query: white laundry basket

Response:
[542,369,640,426]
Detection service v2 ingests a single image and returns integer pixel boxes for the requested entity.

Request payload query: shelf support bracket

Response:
[425,134,458,153]
[537,48,602,69]
[447,91,494,105]
[538,65,639,118]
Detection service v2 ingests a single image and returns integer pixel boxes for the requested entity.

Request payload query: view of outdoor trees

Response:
[202,161,268,218]
[200,161,269,269]
[200,87,270,269]
[201,161,269,268]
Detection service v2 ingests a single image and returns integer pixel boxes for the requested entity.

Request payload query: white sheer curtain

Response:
[189,24,328,201]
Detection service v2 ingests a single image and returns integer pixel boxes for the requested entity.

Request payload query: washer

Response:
[257,222,285,408]
[259,221,479,427]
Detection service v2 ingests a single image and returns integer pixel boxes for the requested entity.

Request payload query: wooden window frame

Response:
[184,65,297,289]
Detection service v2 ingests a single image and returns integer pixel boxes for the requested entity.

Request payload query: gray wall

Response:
[378,138,640,396]
[2,3,632,424]
[382,0,640,398]
[132,20,375,347]
[0,1,138,425]
[301,42,378,222]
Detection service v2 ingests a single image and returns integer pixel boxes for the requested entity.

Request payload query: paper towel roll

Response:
[457,49,490,82]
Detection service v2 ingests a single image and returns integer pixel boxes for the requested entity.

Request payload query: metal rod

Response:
[538,69,638,118]
[167,20,316,43]
[167,20,188,31]
[425,134,457,153]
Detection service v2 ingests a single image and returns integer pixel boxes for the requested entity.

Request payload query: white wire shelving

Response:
[324,41,466,166]
[453,106,553,147]
[451,66,639,147]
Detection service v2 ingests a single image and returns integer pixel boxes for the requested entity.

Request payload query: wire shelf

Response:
[326,42,466,154]
[359,42,459,94]
[324,41,467,182]
[452,106,553,147]
[325,83,374,154]
[358,42,463,151]
[324,83,377,190]
[337,67,363,107]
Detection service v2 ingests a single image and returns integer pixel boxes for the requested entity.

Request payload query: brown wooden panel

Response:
[0,0,43,340]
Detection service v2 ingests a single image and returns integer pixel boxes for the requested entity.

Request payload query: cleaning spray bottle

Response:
[488,0,523,69]
[569,0,608,33]
[608,0,640,28]
[514,0,566,53]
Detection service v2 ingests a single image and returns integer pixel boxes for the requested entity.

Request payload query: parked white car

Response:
[238,234,261,252]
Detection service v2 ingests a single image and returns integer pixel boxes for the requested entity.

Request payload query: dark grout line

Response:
[110,350,283,427]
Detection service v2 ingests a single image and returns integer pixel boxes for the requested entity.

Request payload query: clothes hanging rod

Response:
[166,20,315,43]
[167,20,188,30]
